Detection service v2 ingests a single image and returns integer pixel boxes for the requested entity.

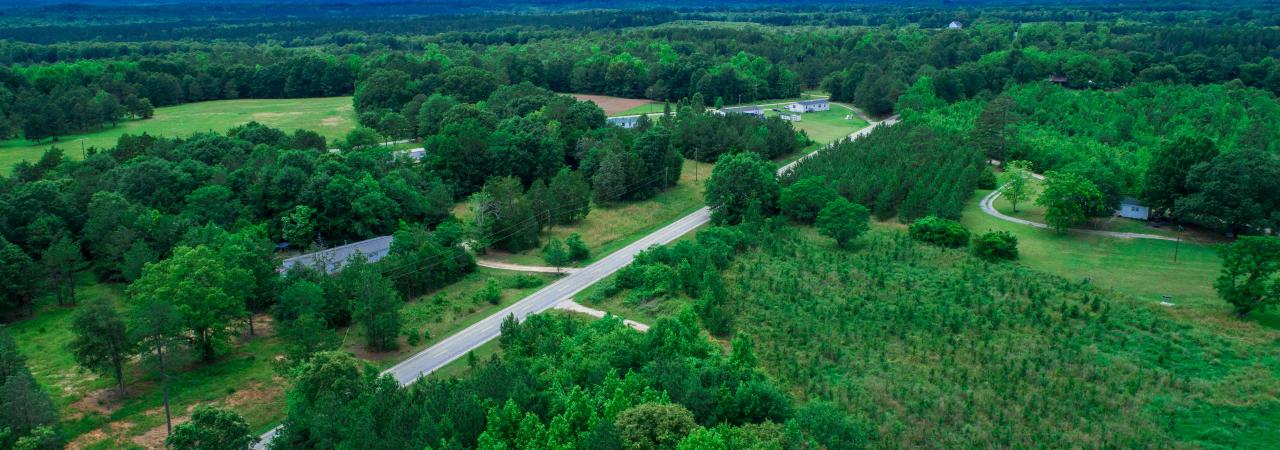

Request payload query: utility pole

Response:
[1173,225,1183,263]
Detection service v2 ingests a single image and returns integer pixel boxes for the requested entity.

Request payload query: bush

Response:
[566,233,590,261]
[978,165,998,189]
[972,231,1018,261]
[507,274,544,289]
[474,278,502,304]
[909,216,971,248]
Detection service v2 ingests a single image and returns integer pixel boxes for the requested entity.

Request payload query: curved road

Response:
[255,113,896,449]
[980,185,1178,241]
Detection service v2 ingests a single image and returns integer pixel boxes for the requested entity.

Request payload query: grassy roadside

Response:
[1,96,356,172]
[9,267,556,448]
[478,104,868,268]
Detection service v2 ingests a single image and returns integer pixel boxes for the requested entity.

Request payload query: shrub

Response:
[566,233,590,261]
[978,165,998,189]
[972,231,1018,261]
[909,216,971,248]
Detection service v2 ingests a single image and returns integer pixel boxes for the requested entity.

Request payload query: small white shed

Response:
[1116,197,1150,220]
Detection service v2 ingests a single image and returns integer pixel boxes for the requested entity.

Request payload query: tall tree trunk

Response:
[113,356,126,397]
[247,312,255,337]
[158,344,172,436]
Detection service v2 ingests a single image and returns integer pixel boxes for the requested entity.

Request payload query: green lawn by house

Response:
[1,96,356,172]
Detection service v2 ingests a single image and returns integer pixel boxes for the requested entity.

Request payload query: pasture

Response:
[0,96,355,172]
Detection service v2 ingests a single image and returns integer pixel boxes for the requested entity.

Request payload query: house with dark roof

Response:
[785,99,830,113]
[397,147,426,162]
[1116,197,1150,221]
[715,105,765,118]
[607,116,640,129]
[281,235,394,274]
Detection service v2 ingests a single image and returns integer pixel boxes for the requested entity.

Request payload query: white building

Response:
[785,99,829,113]
[1116,197,1150,221]
[779,113,801,122]
[607,116,640,129]
[948,21,963,29]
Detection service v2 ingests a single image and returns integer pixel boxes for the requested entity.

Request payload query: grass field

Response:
[961,188,1280,331]
[991,178,1224,243]
[0,96,355,172]
[10,281,291,449]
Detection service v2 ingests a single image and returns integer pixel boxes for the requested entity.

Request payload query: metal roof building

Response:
[281,235,394,274]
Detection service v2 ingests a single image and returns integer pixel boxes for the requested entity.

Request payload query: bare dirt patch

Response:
[570,93,655,116]
[66,429,109,450]
[66,387,123,420]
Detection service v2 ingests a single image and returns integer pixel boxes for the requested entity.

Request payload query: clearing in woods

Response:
[0,96,356,172]
[569,93,658,116]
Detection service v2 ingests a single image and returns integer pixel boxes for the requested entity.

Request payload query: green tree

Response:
[615,403,697,450]
[42,236,86,306]
[816,198,870,248]
[972,231,1018,261]
[543,238,570,271]
[780,176,839,223]
[279,312,340,364]
[127,296,184,435]
[705,152,780,225]
[1142,136,1217,215]
[343,255,402,351]
[0,327,60,450]
[548,168,591,225]
[128,245,250,362]
[439,66,499,103]
[1037,171,1106,232]
[167,405,256,450]
[416,94,459,138]
[69,299,134,396]
[1214,236,1280,318]
[1175,149,1280,235]
[973,95,1017,161]
[999,160,1034,213]
[342,126,382,150]
[565,233,590,262]
[0,237,38,317]
[281,205,318,247]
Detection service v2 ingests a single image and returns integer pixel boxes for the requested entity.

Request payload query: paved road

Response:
[255,113,895,449]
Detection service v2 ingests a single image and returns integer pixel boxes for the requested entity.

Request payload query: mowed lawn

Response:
[990,178,1223,243]
[0,96,356,172]
[959,188,1280,332]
